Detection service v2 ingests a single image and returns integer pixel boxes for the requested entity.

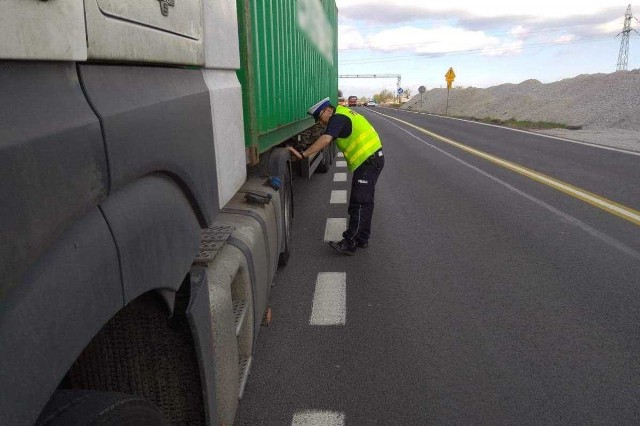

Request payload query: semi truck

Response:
[0,0,337,425]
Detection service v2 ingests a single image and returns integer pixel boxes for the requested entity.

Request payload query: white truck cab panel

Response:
[0,0,87,61]
[84,0,204,65]
[0,0,241,68]
[203,70,246,208]
[203,0,240,69]
[95,0,202,39]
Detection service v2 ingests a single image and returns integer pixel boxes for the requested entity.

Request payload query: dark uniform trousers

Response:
[343,149,384,245]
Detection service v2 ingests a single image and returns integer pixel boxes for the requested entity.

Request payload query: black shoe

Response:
[329,239,356,256]
[356,241,368,249]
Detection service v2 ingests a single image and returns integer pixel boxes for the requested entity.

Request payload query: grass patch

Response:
[466,116,581,130]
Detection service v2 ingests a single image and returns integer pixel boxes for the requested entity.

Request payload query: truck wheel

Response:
[278,163,293,266]
[316,146,331,173]
[36,390,170,426]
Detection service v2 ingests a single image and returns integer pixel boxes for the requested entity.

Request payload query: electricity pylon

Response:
[616,4,639,71]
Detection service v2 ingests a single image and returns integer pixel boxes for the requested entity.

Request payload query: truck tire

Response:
[278,162,293,266]
[36,390,169,426]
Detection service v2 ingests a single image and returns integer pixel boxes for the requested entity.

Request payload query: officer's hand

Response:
[287,146,304,160]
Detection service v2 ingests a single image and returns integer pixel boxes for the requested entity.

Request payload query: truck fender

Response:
[0,209,122,426]
[99,174,202,303]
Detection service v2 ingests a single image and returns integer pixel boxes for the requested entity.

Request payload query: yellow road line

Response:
[381,113,640,227]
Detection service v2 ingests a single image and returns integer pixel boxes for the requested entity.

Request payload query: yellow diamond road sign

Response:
[445,67,455,89]
[445,67,456,82]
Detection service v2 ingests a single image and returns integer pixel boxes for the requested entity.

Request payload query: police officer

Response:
[288,97,384,255]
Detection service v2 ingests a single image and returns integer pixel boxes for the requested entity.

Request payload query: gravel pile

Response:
[401,69,640,152]
[403,69,640,131]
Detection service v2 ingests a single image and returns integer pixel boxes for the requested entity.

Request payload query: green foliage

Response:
[373,88,395,104]
[470,117,580,130]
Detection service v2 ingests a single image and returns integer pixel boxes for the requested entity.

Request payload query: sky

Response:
[334,0,640,99]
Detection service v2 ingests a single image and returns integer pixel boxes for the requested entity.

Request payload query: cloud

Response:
[510,25,529,37]
[597,17,631,35]
[481,39,524,56]
[553,34,577,44]
[336,0,635,81]
[338,24,367,50]
[365,26,501,54]
[336,1,631,23]
[335,1,633,41]
[340,25,527,57]
[336,1,633,59]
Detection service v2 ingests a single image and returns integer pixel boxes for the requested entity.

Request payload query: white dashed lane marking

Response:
[336,160,347,168]
[324,218,346,242]
[330,190,347,204]
[337,152,344,158]
[295,170,349,420]
[310,273,346,326]
[292,410,345,426]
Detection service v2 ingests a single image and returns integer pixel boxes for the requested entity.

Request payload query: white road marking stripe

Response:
[336,160,347,168]
[330,190,347,204]
[333,172,347,182]
[375,112,640,226]
[382,118,640,261]
[438,113,640,157]
[370,108,640,157]
[310,273,346,326]
[292,410,345,426]
[324,218,346,242]
[337,152,344,158]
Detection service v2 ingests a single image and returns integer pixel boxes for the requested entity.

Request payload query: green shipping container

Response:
[237,0,338,155]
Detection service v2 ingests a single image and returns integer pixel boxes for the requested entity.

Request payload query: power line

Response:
[616,4,640,71]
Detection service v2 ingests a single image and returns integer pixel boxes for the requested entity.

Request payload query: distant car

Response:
[367,101,377,107]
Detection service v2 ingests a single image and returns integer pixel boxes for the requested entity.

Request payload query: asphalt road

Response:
[235,108,640,425]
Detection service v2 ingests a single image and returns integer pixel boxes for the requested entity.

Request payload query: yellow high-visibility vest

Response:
[334,105,382,172]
